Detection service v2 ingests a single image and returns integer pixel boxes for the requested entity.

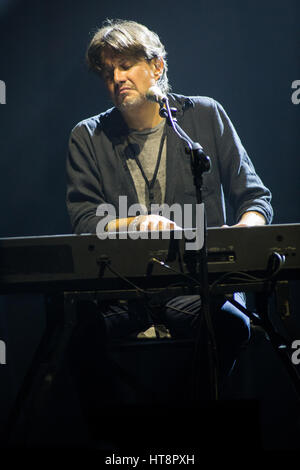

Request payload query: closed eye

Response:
[119,61,135,71]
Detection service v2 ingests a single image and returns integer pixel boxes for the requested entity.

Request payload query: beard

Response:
[116,91,146,111]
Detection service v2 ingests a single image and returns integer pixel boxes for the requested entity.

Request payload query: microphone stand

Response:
[159,97,219,401]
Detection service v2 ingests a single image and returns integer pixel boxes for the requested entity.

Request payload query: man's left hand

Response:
[222,211,266,228]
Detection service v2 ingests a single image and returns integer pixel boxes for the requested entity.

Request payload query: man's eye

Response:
[121,62,133,70]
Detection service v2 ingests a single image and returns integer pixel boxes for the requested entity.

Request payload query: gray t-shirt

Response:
[123,120,166,212]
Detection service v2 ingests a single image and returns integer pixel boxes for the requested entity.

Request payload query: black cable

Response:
[150,257,200,286]
[209,252,286,293]
[99,260,198,317]
[163,100,193,150]
[101,261,148,296]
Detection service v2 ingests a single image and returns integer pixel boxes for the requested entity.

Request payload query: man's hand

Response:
[222,211,266,228]
[129,214,180,231]
[106,215,180,232]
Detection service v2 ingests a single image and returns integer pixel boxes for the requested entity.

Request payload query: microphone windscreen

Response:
[146,86,166,103]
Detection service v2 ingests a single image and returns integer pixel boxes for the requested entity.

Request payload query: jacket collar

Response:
[166,93,194,119]
[99,93,194,143]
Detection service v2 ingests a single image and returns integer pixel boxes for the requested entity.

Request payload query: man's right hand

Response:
[129,214,180,231]
[105,215,180,232]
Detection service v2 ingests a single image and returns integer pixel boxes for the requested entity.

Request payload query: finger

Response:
[138,219,145,231]
[149,220,159,231]
[139,221,148,231]
[158,220,164,231]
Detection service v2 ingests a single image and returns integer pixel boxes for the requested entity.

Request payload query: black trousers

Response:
[100,292,249,378]
[67,293,250,443]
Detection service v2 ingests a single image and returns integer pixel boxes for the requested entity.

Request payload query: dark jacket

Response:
[66,94,273,233]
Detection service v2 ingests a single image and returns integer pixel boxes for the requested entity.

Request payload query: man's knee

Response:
[218,299,251,347]
[162,295,201,337]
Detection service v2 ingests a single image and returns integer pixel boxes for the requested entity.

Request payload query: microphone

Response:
[145,85,167,104]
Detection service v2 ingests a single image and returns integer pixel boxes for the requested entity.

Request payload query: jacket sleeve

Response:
[66,124,105,234]
[211,99,273,224]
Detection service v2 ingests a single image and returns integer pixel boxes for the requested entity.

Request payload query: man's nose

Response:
[114,67,126,83]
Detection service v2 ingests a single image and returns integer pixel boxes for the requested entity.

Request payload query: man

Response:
[66,19,273,395]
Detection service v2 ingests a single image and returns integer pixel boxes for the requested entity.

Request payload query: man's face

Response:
[101,50,159,110]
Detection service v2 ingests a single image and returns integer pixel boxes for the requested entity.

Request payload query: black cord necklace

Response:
[131,129,166,206]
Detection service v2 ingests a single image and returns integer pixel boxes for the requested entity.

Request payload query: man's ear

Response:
[152,57,164,80]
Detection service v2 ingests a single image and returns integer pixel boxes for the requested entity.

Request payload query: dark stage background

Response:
[0,0,299,453]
